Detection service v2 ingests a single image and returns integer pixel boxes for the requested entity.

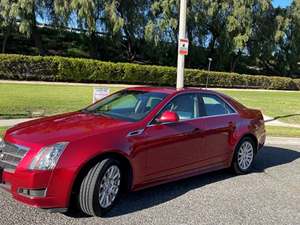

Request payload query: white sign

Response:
[179,38,189,56]
[93,87,110,103]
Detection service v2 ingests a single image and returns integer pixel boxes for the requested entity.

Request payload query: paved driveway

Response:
[1,139,299,225]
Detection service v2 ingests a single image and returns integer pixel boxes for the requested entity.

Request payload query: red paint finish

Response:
[157,111,179,123]
[0,87,266,210]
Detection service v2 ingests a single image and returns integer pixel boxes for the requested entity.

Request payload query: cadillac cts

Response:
[0,87,266,216]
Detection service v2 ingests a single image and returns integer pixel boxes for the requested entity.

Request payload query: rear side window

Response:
[199,94,236,116]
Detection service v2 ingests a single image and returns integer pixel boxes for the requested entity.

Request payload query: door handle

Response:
[189,128,203,134]
[193,128,201,132]
[180,128,201,136]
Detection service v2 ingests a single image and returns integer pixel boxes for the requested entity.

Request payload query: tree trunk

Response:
[31,28,45,55]
[209,35,217,57]
[2,27,11,53]
[89,32,98,58]
[123,27,135,61]
[230,51,241,72]
[261,59,281,76]
[30,7,45,55]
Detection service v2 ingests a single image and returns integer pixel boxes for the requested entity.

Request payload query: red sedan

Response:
[0,87,266,216]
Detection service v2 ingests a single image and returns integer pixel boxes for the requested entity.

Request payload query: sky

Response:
[273,0,293,7]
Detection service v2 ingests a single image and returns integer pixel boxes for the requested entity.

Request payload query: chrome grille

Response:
[0,142,29,171]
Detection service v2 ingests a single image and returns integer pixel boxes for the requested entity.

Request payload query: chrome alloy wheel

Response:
[98,165,121,208]
[237,141,254,170]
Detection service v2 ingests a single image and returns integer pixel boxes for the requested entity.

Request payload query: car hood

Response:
[5,112,133,145]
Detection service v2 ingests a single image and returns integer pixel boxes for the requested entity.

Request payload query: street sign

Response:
[179,38,189,56]
[93,87,110,103]
[176,0,188,89]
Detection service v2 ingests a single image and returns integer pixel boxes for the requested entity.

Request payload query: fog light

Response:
[18,188,46,197]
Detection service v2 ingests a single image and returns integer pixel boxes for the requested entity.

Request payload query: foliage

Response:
[294,79,300,89]
[0,54,299,91]
[0,1,300,77]
[0,127,8,137]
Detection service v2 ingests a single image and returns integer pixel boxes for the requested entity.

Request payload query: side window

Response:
[157,94,199,121]
[105,94,138,110]
[200,94,235,116]
[146,97,162,109]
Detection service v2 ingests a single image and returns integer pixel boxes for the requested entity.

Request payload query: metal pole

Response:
[176,0,187,90]
[206,58,212,89]
[208,58,212,71]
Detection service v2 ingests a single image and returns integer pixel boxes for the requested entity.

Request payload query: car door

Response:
[142,93,206,182]
[198,93,239,165]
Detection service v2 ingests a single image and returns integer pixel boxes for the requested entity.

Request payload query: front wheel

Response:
[232,137,256,174]
[79,158,122,217]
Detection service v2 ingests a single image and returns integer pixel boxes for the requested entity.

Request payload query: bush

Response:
[294,79,300,90]
[0,54,299,90]
[0,54,58,81]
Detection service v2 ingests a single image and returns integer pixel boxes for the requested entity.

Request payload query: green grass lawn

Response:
[266,126,300,138]
[0,83,299,125]
[0,127,8,137]
[218,89,300,125]
[0,83,121,118]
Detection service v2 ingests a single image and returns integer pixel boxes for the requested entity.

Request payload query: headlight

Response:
[29,142,69,170]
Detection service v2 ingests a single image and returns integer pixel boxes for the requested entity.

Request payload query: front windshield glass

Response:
[83,90,168,121]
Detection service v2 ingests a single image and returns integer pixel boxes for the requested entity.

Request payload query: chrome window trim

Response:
[147,91,239,127]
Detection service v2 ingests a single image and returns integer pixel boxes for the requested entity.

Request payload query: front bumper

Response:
[0,166,71,211]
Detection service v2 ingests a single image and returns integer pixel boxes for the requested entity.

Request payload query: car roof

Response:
[126,86,217,95]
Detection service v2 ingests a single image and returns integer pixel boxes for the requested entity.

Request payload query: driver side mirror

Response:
[156,111,179,124]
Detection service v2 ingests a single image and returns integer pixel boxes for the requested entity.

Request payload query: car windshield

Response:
[83,90,168,122]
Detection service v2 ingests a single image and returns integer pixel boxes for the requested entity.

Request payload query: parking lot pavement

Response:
[1,142,299,225]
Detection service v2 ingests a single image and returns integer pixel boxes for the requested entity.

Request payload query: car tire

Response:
[79,158,122,217]
[232,137,256,174]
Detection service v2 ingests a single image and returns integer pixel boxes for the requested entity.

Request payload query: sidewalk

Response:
[0,118,37,127]
[263,115,300,128]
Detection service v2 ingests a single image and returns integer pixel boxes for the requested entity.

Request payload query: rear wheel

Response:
[232,137,256,174]
[78,158,122,217]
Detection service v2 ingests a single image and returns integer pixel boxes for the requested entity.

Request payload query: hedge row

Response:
[295,79,300,90]
[0,54,299,90]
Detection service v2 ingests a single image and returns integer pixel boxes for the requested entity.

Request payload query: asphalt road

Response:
[1,140,299,225]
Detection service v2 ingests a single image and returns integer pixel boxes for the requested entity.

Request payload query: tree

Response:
[284,0,300,76]
[70,0,104,57]
[249,0,300,77]
[223,0,271,72]
[145,0,179,44]
[0,0,17,53]
[104,0,150,61]
[42,0,72,27]
[7,0,46,55]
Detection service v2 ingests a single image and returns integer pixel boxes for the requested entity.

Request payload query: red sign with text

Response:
[179,38,189,55]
